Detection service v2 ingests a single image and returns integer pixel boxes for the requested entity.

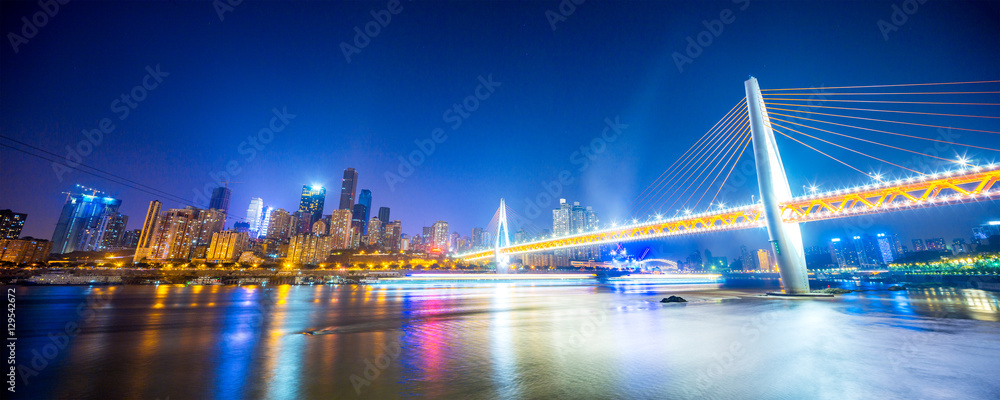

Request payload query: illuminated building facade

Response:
[0,210,27,239]
[297,185,326,223]
[51,193,122,254]
[339,167,358,210]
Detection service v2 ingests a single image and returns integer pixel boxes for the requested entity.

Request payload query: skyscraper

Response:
[552,199,571,237]
[258,206,273,239]
[134,200,162,262]
[378,207,390,224]
[0,210,27,239]
[431,221,449,252]
[329,209,353,249]
[266,208,293,240]
[99,213,129,250]
[339,168,358,210]
[367,217,383,247]
[209,186,232,214]
[384,220,402,251]
[51,193,122,254]
[297,185,326,223]
[246,198,264,237]
[356,189,372,234]
[352,203,368,235]
[149,207,200,260]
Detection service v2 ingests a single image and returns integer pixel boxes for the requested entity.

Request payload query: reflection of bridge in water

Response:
[457,78,1000,294]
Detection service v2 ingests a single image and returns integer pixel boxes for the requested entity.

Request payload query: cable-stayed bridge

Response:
[456,78,1000,294]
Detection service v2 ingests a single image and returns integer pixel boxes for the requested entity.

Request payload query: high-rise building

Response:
[292,211,312,234]
[339,168,358,210]
[472,227,484,249]
[0,238,52,263]
[912,239,926,252]
[209,186,232,214]
[288,233,333,265]
[149,207,200,260]
[0,210,27,239]
[192,209,226,252]
[367,217,383,247]
[329,209,353,249]
[757,248,772,271]
[266,208,293,240]
[206,231,249,262]
[312,220,327,236]
[352,203,368,235]
[552,199,571,237]
[246,198,264,237]
[121,229,141,248]
[258,206,273,239]
[378,207,390,224]
[571,202,585,234]
[356,189,372,233]
[134,200,162,262]
[297,185,326,223]
[51,193,122,254]
[431,221,449,252]
[828,238,859,268]
[876,233,895,264]
[99,212,129,250]
[972,221,1000,246]
[384,220,402,251]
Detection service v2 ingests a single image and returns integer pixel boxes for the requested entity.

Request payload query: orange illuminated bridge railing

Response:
[456,167,999,261]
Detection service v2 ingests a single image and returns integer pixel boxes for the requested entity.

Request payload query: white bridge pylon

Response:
[745,77,810,294]
[494,198,511,274]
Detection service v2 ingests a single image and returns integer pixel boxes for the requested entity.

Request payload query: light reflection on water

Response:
[10,283,1000,399]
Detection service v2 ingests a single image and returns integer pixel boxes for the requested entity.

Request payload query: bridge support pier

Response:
[495,198,511,274]
[745,77,811,294]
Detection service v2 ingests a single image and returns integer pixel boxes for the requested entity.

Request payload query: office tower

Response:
[585,206,599,230]
[150,207,200,260]
[246,198,264,236]
[378,207,390,224]
[51,193,122,254]
[472,227,484,249]
[206,231,249,262]
[384,220,402,251]
[258,206,273,239]
[356,189,372,233]
[209,186,232,214]
[352,203,368,235]
[0,238,52,263]
[99,212,129,250]
[0,210,27,239]
[757,249,771,271]
[431,221,449,252]
[876,233,895,264]
[552,199,571,237]
[297,185,326,223]
[134,200,162,262]
[339,168,358,210]
[329,209,353,249]
[367,217,383,247]
[912,239,926,252]
[571,202,585,234]
[266,209,292,240]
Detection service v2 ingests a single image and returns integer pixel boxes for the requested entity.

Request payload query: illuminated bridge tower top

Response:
[745,77,811,294]
[495,198,511,273]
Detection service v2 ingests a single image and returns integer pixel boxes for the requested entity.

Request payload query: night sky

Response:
[1,0,998,260]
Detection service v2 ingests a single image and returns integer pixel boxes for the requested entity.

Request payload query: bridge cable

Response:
[762,102,1000,119]
[769,117,970,162]
[765,107,1000,134]
[694,130,753,210]
[676,120,751,212]
[630,99,747,215]
[636,111,747,217]
[768,122,925,175]
[767,112,1000,152]
[760,91,1000,96]
[706,134,753,209]
[760,79,1000,91]
[769,127,869,176]
[761,98,1000,106]
[629,98,746,212]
